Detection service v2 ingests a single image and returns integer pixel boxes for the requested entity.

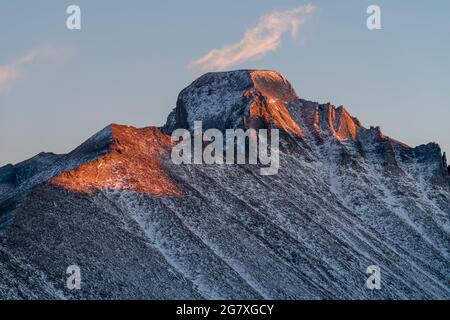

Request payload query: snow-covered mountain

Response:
[0,70,449,299]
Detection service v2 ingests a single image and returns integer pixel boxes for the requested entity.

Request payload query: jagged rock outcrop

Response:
[0,70,449,299]
[443,152,450,176]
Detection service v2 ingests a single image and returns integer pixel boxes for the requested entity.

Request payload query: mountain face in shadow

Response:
[0,70,449,299]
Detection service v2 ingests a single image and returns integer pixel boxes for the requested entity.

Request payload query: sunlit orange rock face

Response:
[245,71,304,137]
[49,125,182,196]
[250,71,298,103]
[303,103,361,142]
[327,106,359,141]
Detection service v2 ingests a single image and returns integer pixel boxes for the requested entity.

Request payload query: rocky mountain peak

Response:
[162,70,303,136]
[162,70,371,142]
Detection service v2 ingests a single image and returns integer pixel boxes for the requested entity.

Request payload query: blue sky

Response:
[1,0,449,165]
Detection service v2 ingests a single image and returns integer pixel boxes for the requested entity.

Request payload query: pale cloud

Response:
[0,45,74,93]
[188,4,316,73]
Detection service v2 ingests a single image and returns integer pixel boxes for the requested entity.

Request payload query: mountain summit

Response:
[163,70,302,135]
[0,70,449,299]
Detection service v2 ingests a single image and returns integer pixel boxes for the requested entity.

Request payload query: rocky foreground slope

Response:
[0,70,449,299]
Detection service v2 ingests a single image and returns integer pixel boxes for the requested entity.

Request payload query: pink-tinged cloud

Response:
[0,45,74,93]
[188,4,316,73]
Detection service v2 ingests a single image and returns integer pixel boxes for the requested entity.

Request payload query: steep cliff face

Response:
[0,70,449,299]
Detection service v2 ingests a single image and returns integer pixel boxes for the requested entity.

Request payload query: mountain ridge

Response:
[0,69,449,299]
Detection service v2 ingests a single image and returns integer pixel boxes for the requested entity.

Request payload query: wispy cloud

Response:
[0,45,74,93]
[188,4,315,73]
